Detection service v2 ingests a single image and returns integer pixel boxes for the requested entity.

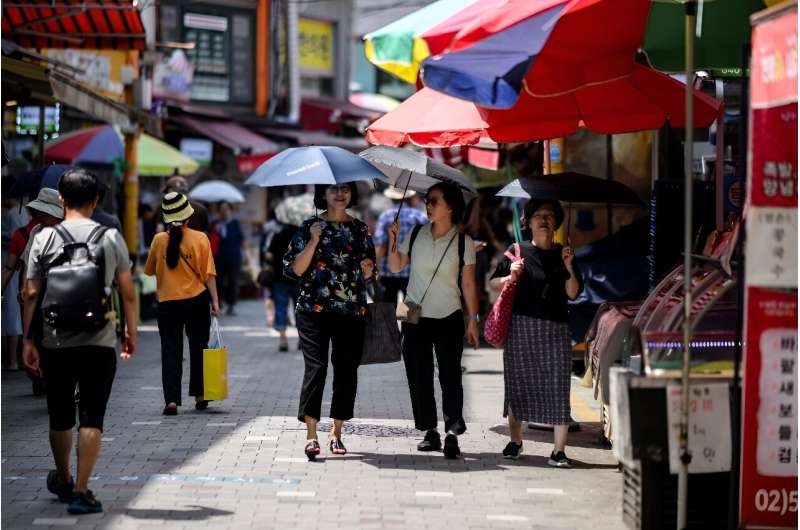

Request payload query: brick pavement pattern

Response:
[2,300,624,529]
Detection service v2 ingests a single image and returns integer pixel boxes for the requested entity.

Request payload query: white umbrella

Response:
[189,180,245,204]
[360,145,476,196]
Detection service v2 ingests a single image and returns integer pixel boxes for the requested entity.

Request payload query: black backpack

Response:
[41,224,110,331]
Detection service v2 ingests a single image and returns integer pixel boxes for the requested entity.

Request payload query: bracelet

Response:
[468,314,480,323]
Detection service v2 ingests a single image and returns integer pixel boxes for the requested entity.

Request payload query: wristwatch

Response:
[468,314,480,323]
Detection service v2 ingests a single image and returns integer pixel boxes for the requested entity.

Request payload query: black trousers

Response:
[41,345,116,432]
[296,311,365,423]
[216,256,241,307]
[157,290,211,406]
[402,310,466,434]
[380,276,409,304]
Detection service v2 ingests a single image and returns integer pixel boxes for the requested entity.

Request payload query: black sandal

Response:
[304,440,320,461]
[329,437,347,455]
[195,400,209,411]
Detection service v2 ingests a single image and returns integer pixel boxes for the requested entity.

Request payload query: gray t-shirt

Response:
[27,218,130,349]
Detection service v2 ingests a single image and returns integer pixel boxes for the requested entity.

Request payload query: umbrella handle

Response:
[566,202,572,240]
[391,170,412,253]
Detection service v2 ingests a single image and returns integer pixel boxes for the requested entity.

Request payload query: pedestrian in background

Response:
[489,199,582,466]
[373,186,427,304]
[283,182,375,460]
[145,192,220,416]
[388,181,480,459]
[2,188,63,372]
[264,221,299,352]
[22,169,137,514]
[215,201,244,316]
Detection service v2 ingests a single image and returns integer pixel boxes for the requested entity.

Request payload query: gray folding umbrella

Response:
[359,145,477,196]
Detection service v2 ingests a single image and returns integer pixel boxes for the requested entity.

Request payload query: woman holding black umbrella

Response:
[489,199,582,466]
[283,182,376,460]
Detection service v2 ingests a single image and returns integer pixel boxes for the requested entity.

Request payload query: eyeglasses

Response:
[326,185,351,194]
[424,197,440,207]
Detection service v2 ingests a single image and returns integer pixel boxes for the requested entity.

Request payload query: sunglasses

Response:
[423,196,441,207]
[326,185,351,194]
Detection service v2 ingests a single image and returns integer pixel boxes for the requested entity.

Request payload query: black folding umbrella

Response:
[495,172,645,206]
[496,172,645,241]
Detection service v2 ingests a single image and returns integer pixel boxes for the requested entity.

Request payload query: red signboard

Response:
[741,4,798,529]
[237,152,277,175]
[740,288,798,528]
[749,105,798,208]
[750,8,797,109]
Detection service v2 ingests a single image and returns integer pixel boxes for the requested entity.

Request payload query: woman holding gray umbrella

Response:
[489,199,582,466]
[282,182,376,460]
[387,181,480,459]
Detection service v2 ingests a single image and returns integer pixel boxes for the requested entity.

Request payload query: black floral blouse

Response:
[283,217,376,316]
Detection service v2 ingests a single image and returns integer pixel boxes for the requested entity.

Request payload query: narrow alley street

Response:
[3,300,623,529]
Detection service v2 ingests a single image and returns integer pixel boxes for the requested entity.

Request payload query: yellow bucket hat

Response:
[161,192,194,224]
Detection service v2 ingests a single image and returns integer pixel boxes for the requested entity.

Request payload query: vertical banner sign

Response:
[740,4,798,529]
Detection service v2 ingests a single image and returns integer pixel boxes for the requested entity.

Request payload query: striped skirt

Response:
[503,314,572,425]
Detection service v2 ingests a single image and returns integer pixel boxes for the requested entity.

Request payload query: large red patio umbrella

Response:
[366,65,721,147]
[421,0,652,110]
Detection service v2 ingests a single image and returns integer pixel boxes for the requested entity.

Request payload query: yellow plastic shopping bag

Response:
[203,317,228,401]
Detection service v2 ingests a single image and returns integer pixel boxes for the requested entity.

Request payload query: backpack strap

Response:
[87,225,109,245]
[52,224,75,244]
[407,223,423,261]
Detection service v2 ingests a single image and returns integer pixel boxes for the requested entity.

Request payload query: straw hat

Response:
[26,188,64,220]
[161,192,194,224]
[383,186,416,200]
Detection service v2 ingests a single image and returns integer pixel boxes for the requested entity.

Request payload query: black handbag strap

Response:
[418,232,457,305]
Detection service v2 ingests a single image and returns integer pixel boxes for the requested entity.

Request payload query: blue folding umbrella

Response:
[245,146,388,187]
[10,164,76,197]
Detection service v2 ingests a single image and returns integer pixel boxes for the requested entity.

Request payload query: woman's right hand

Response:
[388,221,400,250]
[309,222,323,245]
[509,258,524,283]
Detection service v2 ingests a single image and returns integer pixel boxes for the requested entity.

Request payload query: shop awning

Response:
[2,0,146,50]
[2,55,132,128]
[260,127,369,153]
[175,116,279,155]
[300,97,382,134]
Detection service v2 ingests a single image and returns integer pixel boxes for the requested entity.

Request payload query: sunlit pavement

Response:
[2,299,623,529]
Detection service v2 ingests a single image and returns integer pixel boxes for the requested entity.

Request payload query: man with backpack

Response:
[22,169,137,515]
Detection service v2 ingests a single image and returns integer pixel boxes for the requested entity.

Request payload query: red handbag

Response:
[483,244,521,348]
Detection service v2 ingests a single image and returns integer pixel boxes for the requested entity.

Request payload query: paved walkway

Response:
[2,300,623,529]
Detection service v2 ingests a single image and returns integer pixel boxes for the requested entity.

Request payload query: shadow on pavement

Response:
[332,451,618,471]
[490,421,609,449]
[123,505,233,520]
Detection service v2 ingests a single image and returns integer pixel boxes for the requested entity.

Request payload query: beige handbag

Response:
[395,233,457,324]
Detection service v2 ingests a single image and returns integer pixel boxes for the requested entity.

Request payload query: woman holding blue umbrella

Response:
[283,182,376,460]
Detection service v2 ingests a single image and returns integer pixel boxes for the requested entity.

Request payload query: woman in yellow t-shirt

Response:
[145,192,220,416]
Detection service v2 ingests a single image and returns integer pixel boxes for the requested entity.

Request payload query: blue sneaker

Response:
[67,490,102,514]
[46,470,74,503]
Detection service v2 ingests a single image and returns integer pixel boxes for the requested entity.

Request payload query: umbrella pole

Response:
[506,156,523,244]
[677,2,696,530]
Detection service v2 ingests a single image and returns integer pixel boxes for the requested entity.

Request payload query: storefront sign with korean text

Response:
[740,4,798,529]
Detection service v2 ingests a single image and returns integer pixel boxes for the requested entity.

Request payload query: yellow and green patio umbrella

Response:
[363,0,486,84]
[45,125,199,176]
